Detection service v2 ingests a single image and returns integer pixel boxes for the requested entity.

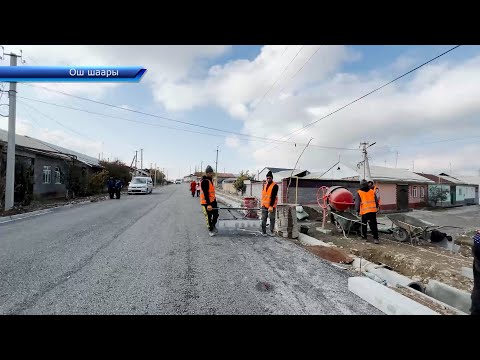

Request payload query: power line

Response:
[17,95,358,150]
[252,45,305,111]
[265,45,462,150]
[277,45,322,95]
[21,83,279,143]
[18,99,98,141]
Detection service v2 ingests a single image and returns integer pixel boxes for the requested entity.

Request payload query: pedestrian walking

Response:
[261,171,278,237]
[200,165,219,237]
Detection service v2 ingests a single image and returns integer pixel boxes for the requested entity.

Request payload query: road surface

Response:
[0,184,381,315]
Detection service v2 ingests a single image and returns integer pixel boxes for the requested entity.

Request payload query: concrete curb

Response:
[348,277,440,315]
[0,209,53,224]
[298,233,335,247]
[425,279,472,314]
[0,197,107,224]
[216,193,243,208]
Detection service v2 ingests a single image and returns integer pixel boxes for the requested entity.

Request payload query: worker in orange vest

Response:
[261,171,279,237]
[368,180,381,209]
[355,179,380,244]
[200,165,219,237]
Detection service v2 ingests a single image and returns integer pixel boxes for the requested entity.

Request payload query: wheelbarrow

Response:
[386,213,462,246]
[330,211,364,238]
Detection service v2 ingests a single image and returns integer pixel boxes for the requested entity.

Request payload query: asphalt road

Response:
[0,184,381,315]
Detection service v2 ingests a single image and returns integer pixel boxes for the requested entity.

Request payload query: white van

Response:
[128,176,154,194]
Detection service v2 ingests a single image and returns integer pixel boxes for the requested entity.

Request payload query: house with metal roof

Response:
[0,129,103,200]
[289,162,433,211]
[415,172,479,206]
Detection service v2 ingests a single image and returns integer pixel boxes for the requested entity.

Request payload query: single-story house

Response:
[416,173,479,206]
[452,175,480,205]
[1,129,103,200]
[293,163,434,212]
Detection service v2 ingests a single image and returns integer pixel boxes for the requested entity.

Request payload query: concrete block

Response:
[316,227,332,235]
[425,280,472,314]
[348,277,440,315]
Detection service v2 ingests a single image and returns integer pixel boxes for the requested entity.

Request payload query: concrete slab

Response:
[425,279,472,314]
[348,277,440,315]
[462,267,474,280]
[316,227,332,235]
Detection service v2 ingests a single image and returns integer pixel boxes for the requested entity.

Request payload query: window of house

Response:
[43,166,51,184]
[420,187,425,198]
[459,188,462,196]
[55,167,61,184]
[413,186,418,198]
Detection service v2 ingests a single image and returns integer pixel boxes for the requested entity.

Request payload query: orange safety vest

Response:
[262,181,278,208]
[200,179,216,205]
[358,189,378,215]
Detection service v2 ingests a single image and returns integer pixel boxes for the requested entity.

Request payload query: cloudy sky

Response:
[1,45,479,180]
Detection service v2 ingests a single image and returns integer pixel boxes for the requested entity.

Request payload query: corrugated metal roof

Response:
[269,169,307,181]
[415,173,455,184]
[437,174,470,185]
[0,129,59,153]
[366,165,434,183]
[453,175,480,186]
[304,164,358,180]
[0,129,101,168]
[306,162,433,183]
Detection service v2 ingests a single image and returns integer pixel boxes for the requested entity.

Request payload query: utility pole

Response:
[359,141,375,182]
[140,149,143,170]
[2,50,24,210]
[154,163,157,185]
[201,161,203,173]
[135,151,138,173]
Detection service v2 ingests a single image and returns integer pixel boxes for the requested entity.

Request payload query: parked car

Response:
[175,179,182,184]
[128,176,154,194]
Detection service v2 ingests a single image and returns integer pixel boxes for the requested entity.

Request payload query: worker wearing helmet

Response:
[355,179,379,244]
[200,165,219,237]
[261,171,278,237]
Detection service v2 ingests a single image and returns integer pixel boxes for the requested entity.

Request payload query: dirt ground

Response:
[301,219,474,293]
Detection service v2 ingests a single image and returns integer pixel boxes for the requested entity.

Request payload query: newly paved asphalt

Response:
[0,185,381,315]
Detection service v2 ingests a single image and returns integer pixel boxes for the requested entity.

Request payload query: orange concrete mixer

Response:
[325,186,355,212]
[317,186,355,229]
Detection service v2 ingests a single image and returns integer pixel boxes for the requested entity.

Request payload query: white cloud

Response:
[150,45,354,114]
[0,116,103,159]
[2,45,231,101]
[225,136,240,148]
[4,45,480,176]
[237,51,480,175]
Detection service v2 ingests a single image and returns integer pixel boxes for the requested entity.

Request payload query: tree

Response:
[99,160,132,184]
[233,170,255,195]
[429,186,449,207]
[65,160,89,199]
[89,169,109,194]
